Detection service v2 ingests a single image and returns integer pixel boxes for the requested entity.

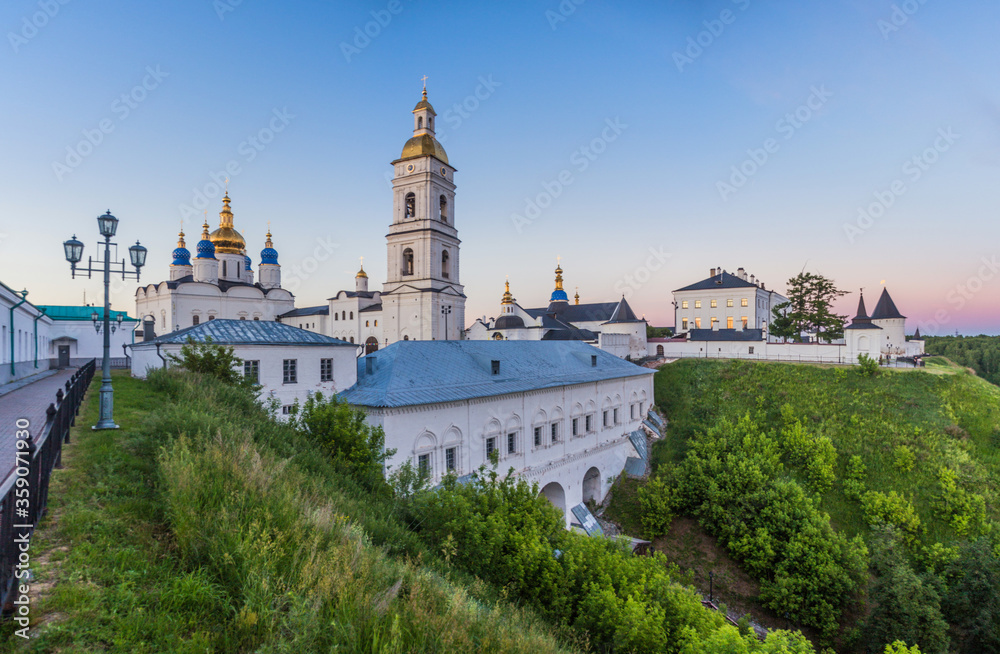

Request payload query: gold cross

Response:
[421,75,428,89]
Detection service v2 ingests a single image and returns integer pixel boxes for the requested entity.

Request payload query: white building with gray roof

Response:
[339,340,655,527]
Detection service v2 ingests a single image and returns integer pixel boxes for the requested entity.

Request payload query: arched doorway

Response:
[365,337,379,355]
[583,467,602,504]
[540,482,566,522]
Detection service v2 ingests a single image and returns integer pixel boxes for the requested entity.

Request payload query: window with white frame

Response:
[550,422,560,443]
[320,358,333,382]
[445,447,457,472]
[534,426,543,448]
[585,414,594,433]
[281,405,293,415]
[603,410,610,428]
[486,436,497,459]
[613,407,620,425]
[572,417,579,437]
[507,432,517,455]
[417,453,431,478]
[244,360,259,383]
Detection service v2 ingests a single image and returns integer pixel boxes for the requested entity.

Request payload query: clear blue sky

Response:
[1,0,998,334]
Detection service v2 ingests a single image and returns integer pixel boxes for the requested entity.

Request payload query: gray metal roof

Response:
[871,288,906,320]
[339,340,654,408]
[131,318,354,347]
[604,297,643,324]
[674,271,760,292]
[628,430,648,461]
[280,305,330,318]
[688,328,764,342]
[624,456,646,477]
[570,503,604,536]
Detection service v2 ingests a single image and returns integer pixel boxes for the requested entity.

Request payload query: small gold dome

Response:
[413,88,437,115]
[356,264,368,279]
[401,133,449,164]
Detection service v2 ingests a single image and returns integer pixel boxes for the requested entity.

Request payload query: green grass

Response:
[647,358,1000,547]
[0,371,577,653]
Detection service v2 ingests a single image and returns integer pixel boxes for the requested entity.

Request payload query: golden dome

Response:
[501,279,515,305]
[413,89,437,115]
[401,133,449,164]
[209,194,246,254]
[356,263,368,279]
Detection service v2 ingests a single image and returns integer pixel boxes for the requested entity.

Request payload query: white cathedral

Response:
[139,87,467,349]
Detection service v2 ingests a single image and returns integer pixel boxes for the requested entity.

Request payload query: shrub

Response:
[893,446,916,473]
[637,475,675,538]
[861,491,922,544]
[169,336,256,389]
[858,353,879,377]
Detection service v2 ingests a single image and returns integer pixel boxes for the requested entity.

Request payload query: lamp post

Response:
[63,211,146,430]
[441,304,452,341]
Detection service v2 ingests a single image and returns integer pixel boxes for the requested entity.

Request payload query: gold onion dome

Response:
[356,263,368,279]
[501,279,515,305]
[209,194,246,255]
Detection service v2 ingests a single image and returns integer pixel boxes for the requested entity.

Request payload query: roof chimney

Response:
[710,267,716,277]
[737,267,746,280]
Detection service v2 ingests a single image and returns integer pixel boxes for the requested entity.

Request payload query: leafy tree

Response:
[884,642,923,654]
[924,335,1000,386]
[940,538,1000,654]
[290,392,395,488]
[862,528,950,654]
[648,324,674,339]
[858,353,880,377]
[779,272,848,343]
[169,336,257,389]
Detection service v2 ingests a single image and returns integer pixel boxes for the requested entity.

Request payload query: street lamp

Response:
[91,310,124,334]
[62,210,144,430]
[441,304,452,340]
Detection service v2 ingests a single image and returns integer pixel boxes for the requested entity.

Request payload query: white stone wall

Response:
[129,342,358,409]
[365,372,655,527]
[0,286,54,385]
[136,281,294,334]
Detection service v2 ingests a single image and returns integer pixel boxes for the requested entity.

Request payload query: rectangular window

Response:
[603,410,609,428]
[726,299,733,307]
[727,317,734,329]
[283,359,297,384]
[244,360,259,383]
[320,358,333,382]
[694,300,702,309]
[631,404,637,419]
[551,422,559,443]
[572,417,579,436]
[507,432,517,455]
[710,299,717,308]
[682,318,688,331]
[446,447,456,472]
[681,300,689,309]
[418,453,430,477]
[281,405,293,415]
[534,426,543,447]
[486,437,497,458]
[749,346,755,355]
[741,298,749,307]
[585,414,593,433]
[695,318,702,329]
[613,407,619,424]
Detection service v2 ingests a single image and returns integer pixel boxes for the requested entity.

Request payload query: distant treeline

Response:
[925,335,1000,386]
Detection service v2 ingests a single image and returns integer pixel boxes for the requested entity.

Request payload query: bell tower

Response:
[381,82,466,343]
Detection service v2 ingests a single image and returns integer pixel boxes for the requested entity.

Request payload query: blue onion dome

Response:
[171,230,191,266]
[260,230,279,265]
[195,221,216,260]
[244,254,252,271]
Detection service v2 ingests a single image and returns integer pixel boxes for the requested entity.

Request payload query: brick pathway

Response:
[0,368,78,482]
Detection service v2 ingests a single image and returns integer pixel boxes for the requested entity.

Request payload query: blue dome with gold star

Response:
[195,222,216,260]
[260,230,278,265]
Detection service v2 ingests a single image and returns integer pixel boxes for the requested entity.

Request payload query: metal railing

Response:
[0,358,95,613]
[656,350,920,367]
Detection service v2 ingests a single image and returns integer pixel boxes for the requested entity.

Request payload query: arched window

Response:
[418,117,423,129]
[365,320,370,327]
[350,311,354,319]
[405,192,416,219]
[403,335,409,341]
[374,320,378,327]
[441,250,450,279]
[342,311,346,320]
[439,195,447,222]
[656,344,664,356]
[335,313,338,321]
[428,117,433,130]
[350,336,355,343]
[402,248,414,276]
[222,260,227,277]
[492,332,503,340]
[365,336,379,354]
